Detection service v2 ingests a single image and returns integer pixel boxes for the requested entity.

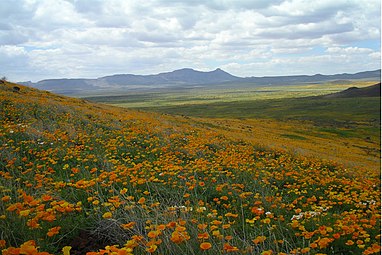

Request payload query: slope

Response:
[0,81,381,255]
[322,83,381,98]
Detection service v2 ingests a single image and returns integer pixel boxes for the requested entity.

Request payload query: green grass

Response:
[141,97,380,124]
[85,81,381,142]
[280,134,308,140]
[84,81,378,108]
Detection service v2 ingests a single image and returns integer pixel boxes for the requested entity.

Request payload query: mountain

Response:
[98,68,240,86]
[322,83,381,98]
[244,70,381,85]
[21,68,241,94]
[32,78,100,94]
[20,68,381,95]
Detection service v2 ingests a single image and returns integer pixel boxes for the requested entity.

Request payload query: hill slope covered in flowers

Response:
[0,81,380,255]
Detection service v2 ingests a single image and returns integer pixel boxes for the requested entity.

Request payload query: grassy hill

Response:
[321,83,381,98]
[0,81,381,255]
[91,81,380,171]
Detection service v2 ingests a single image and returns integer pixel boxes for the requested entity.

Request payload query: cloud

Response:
[0,0,380,81]
[156,0,283,10]
[326,47,374,54]
[0,45,31,80]
[221,46,381,77]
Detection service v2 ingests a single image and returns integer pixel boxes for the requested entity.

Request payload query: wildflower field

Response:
[1,82,380,255]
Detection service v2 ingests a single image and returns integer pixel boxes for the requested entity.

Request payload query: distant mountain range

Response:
[20,68,381,95]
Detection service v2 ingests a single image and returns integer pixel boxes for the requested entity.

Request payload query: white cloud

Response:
[0,45,27,57]
[326,47,373,54]
[0,0,380,81]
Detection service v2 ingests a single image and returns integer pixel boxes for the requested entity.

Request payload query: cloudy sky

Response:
[1,0,380,82]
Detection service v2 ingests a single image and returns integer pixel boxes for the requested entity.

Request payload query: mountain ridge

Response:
[20,68,381,95]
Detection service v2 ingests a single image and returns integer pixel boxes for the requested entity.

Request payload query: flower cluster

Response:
[0,82,380,254]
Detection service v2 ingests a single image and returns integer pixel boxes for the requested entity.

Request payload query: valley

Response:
[86,80,381,171]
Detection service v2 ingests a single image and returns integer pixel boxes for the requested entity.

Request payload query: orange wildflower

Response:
[47,226,61,237]
[252,236,266,245]
[223,224,231,229]
[310,243,318,249]
[223,243,239,252]
[137,197,146,204]
[345,240,354,246]
[20,240,38,254]
[1,196,11,202]
[251,207,264,215]
[26,219,40,229]
[225,235,233,241]
[166,221,177,228]
[121,222,136,230]
[0,240,6,248]
[198,223,208,230]
[200,242,212,250]
[318,237,332,249]
[147,230,160,239]
[157,224,166,231]
[170,230,190,244]
[197,232,210,239]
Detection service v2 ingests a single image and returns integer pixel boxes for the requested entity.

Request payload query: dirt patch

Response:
[66,230,109,255]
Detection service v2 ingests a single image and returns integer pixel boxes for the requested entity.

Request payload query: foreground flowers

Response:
[0,82,380,254]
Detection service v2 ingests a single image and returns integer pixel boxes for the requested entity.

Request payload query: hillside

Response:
[0,81,381,255]
[20,69,381,95]
[322,83,381,98]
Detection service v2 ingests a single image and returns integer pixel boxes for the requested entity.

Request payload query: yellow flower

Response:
[262,218,271,224]
[19,209,31,217]
[261,250,273,255]
[345,240,354,246]
[102,212,112,219]
[120,188,128,195]
[146,244,157,253]
[62,246,72,255]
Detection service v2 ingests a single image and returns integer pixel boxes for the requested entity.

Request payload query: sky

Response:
[0,0,381,82]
